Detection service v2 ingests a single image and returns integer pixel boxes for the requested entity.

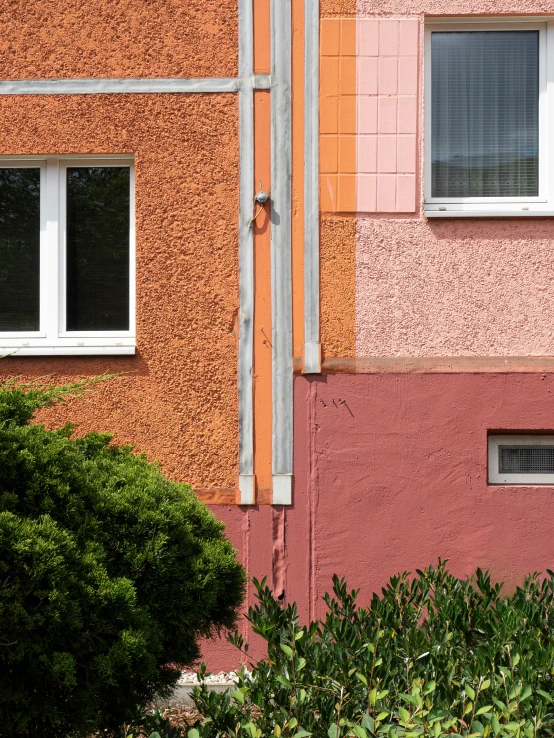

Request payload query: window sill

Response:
[425,209,554,218]
[1,345,136,356]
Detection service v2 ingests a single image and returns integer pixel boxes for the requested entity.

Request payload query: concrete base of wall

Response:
[153,683,234,708]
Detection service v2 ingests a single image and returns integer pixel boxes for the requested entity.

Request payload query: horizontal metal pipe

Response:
[0,76,272,95]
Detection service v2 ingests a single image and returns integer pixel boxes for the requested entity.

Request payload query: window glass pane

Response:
[66,167,130,331]
[431,31,539,198]
[0,168,41,332]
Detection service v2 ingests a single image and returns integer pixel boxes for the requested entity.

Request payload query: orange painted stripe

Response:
[253,0,271,74]
[253,90,272,497]
[292,0,305,360]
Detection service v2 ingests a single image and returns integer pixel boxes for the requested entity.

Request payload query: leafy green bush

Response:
[191,563,554,738]
[0,378,246,738]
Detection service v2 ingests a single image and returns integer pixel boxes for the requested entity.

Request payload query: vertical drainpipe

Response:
[238,0,256,504]
[271,0,294,505]
[304,0,321,374]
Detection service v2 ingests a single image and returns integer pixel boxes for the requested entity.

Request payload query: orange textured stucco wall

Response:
[320,215,356,357]
[0,0,237,79]
[321,1,357,17]
[0,94,239,489]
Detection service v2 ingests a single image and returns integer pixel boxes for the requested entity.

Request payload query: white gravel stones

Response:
[177,671,239,686]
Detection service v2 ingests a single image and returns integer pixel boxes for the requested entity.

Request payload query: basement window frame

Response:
[0,155,135,356]
[424,18,554,218]
[488,434,554,485]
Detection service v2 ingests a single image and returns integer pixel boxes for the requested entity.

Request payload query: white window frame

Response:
[488,434,554,485]
[425,18,554,218]
[0,155,135,355]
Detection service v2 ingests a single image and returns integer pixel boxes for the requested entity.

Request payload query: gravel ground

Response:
[177,671,238,685]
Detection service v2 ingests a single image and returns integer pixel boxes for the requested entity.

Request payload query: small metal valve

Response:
[255,181,270,205]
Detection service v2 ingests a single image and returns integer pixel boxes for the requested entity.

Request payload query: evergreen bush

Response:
[0,378,246,738]
[190,563,554,738]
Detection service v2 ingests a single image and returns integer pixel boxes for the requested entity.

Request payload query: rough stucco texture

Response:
[356,219,554,356]
[321,0,357,17]
[0,94,239,488]
[294,372,554,608]
[355,0,554,15]
[0,0,237,79]
[320,215,356,357]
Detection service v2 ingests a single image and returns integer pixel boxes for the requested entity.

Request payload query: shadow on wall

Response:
[0,350,151,380]
[426,217,554,242]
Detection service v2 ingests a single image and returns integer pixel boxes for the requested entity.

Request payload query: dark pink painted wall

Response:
[202,372,554,670]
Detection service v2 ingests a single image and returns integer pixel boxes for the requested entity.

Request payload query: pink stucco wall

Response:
[202,372,554,669]
[356,219,554,356]
[353,7,554,357]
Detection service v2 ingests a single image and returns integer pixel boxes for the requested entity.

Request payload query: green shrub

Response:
[191,563,554,738]
[0,378,246,738]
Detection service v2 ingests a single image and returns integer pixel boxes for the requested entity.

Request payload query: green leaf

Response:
[281,644,293,657]
[232,689,245,704]
[481,680,491,691]
[398,707,410,724]
[537,689,553,703]
[187,731,199,738]
[423,681,436,695]
[150,733,162,738]
[520,686,532,702]
[274,725,282,737]
[466,685,476,701]
[288,718,298,730]
[277,675,292,689]
[369,688,377,706]
[295,657,307,671]
[357,673,368,686]
[475,706,493,716]
[505,723,522,733]
[491,716,501,736]
[429,711,449,724]
[464,701,474,716]
[376,712,389,722]
[361,715,375,734]
[352,726,368,738]
[524,722,535,738]
[328,725,339,738]
[512,654,521,667]
[295,630,304,640]
[400,693,419,705]
[473,719,485,735]
[293,732,312,738]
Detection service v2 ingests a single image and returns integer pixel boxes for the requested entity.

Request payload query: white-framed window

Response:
[488,434,554,485]
[0,155,135,355]
[424,18,554,217]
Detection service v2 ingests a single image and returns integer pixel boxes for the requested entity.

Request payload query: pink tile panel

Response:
[356,18,419,213]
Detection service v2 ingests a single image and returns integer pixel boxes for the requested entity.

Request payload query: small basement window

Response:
[0,156,135,355]
[488,434,554,484]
